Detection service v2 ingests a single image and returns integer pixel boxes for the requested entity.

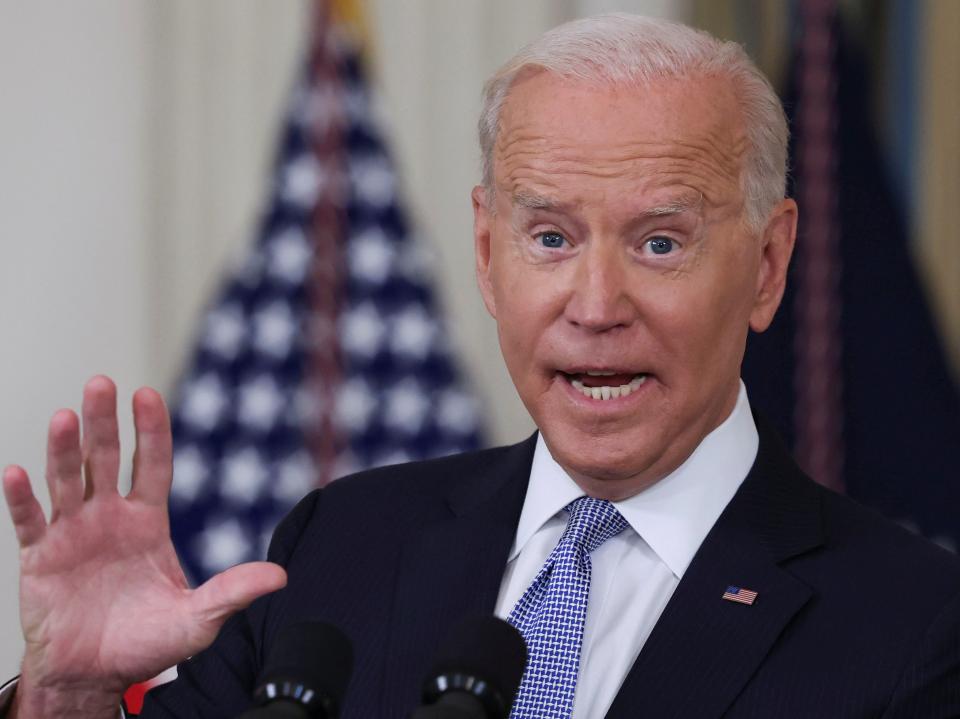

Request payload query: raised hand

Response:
[2,376,287,718]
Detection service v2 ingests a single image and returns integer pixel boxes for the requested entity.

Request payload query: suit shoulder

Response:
[321,440,532,503]
[267,438,533,567]
[816,484,960,592]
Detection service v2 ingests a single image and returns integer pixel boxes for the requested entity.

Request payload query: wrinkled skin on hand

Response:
[3,376,287,716]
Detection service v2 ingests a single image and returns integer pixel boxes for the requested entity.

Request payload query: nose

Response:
[564,243,636,332]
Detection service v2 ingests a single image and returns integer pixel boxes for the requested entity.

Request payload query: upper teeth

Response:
[585,371,617,376]
[570,375,646,400]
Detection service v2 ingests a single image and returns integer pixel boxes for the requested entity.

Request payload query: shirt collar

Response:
[509,381,759,579]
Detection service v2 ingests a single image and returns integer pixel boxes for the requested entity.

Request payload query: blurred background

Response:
[0,0,957,681]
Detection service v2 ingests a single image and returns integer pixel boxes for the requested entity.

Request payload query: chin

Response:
[541,422,667,487]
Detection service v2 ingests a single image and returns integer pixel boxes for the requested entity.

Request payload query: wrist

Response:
[12,668,122,719]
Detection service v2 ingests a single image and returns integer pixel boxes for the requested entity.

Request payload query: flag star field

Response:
[168,25,485,584]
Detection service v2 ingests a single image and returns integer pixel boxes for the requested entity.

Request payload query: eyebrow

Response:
[640,193,704,218]
[511,190,564,211]
[509,189,703,218]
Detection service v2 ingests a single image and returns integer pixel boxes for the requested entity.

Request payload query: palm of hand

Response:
[4,377,286,698]
[19,494,196,689]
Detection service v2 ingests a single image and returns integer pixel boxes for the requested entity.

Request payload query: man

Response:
[3,13,959,719]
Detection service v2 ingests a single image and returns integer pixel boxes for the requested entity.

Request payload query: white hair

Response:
[478,13,788,231]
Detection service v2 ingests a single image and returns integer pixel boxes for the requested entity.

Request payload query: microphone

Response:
[411,616,527,719]
[237,621,354,719]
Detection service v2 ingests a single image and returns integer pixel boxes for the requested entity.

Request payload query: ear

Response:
[749,198,798,332]
[472,184,498,319]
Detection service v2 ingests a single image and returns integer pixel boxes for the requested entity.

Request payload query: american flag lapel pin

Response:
[722,585,758,606]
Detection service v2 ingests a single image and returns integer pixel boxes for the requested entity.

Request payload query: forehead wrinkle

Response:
[500,155,737,197]
[690,129,748,170]
[506,186,703,224]
[638,161,740,204]
[498,134,743,190]
[494,127,554,163]
[503,162,735,211]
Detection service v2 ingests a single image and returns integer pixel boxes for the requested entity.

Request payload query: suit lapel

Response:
[605,415,825,719]
[382,434,537,714]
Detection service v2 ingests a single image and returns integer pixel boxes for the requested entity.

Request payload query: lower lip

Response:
[555,373,654,411]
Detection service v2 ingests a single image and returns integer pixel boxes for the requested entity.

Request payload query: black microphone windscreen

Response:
[426,616,527,715]
[258,621,354,713]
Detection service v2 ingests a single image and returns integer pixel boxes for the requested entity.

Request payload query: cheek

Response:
[489,233,567,323]
[634,267,754,368]
[489,250,545,363]
[495,283,560,356]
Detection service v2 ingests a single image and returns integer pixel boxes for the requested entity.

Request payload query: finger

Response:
[3,465,47,547]
[191,562,287,625]
[129,387,173,505]
[81,375,121,497]
[45,409,84,518]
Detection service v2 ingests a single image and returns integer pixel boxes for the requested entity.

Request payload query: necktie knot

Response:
[558,496,629,556]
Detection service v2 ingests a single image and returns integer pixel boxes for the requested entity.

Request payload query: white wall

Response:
[0,0,688,683]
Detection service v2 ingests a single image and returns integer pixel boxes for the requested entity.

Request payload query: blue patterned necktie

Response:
[507,496,630,719]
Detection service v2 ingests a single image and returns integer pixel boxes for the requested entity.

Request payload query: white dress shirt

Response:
[494,381,759,719]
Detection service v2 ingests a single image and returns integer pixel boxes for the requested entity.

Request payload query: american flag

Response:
[166,4,485,586]
[722,586,759,606]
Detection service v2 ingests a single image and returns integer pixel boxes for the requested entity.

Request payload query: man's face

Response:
[473,70,796,500]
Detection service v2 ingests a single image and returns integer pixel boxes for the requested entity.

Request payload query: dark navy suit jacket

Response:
[142,415,960,717]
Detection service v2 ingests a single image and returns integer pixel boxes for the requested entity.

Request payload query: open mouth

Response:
[560,370,648,401]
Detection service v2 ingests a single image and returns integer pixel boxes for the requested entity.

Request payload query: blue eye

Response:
[647,237,675,255]
[538,231,566,249]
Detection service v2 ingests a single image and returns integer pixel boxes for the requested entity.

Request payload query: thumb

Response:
[191,561,287,626]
